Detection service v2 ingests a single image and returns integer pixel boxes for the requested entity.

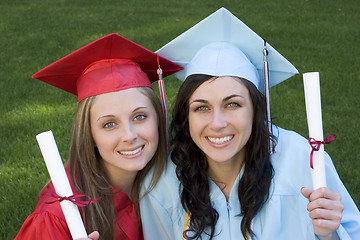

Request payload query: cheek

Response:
[145,119,159,146]
[188,114,198,137]
[242,113,254,141]
[93,134,113,154]
[149,124,159,145]
[91,126,118,151]
[152,132,159,154]
[90,121,102,146]
[91,128,102,147]
[188,114,204,146]
[145,122,160,160]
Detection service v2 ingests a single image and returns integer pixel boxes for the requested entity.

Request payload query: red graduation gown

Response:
[14,171,143,240]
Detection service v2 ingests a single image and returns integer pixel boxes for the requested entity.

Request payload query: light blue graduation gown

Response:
[140,127,360,239]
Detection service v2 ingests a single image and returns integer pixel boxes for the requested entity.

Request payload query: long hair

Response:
[170,74,274,239]
[66,87,167,239]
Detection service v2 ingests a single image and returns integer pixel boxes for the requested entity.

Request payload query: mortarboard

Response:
[32,33,183,103]
[156,7,299,153]
[156,7,298,93]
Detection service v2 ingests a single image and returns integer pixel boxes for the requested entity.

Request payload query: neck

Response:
[103,163,137,199]
[112,172,137,198]
[207,152,244,200]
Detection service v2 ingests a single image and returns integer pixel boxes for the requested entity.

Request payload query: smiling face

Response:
[188,76,254,168]
[90,88,159,183]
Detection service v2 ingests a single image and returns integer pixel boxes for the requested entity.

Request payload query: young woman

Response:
[139,8,360,240]
[14,33,182,240]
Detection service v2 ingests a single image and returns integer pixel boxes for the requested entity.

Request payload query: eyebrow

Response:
[189,99,208,105]
[97,114,115,122]
[190,94,244,105]
[223,94,244,102]
[96,106,148,121]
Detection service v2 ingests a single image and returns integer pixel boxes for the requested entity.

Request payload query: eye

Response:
[194,106,209,112]
[134,113,147,121]
[103,121,116,128]
[227,102,240,108]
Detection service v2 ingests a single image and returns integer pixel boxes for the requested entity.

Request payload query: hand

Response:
[76,231,100,240]
[301,187,343,240]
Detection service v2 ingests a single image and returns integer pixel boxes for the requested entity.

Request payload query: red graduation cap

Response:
[32,33,183,102]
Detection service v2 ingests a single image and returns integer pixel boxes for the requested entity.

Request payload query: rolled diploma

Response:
[36,130,87,239]
[303,72,327,189]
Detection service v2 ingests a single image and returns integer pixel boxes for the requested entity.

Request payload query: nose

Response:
[121,123,137,142]
[209,109,227,130]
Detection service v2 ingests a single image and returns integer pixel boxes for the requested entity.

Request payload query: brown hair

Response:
[66,87,167,239]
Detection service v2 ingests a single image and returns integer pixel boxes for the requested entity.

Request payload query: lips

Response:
[118,145,144,156]
[207,135,233,144]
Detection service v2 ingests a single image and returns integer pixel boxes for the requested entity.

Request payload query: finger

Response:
[308,207,343,221]
[88,231,100,240]
[309,187,341,202]
[301,187,313,200]
[307,197,344,212]
[312,218,341,235]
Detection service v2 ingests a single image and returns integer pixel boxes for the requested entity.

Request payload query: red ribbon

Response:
[45,186,101,207]
[308,134,336,169]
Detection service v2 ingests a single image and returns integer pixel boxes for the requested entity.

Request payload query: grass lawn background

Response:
[1,0,359,238]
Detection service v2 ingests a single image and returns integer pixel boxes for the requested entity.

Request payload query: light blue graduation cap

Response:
[157,7,299,153]
[156,7,299,93]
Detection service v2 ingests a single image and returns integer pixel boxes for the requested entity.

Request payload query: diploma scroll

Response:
[36,130,87,239]
[303,72,326,189]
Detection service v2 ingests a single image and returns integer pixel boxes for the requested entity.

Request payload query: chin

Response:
[127,162,150,171]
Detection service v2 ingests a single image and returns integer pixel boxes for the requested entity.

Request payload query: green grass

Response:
[1,0,359,238]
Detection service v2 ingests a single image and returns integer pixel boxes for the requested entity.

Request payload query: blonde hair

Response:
[66,87,167,239]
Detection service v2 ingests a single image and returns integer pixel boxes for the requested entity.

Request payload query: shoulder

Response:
[272,126,334,172]
[14,184,71,239]
[272,126,311,168]
[140,158,185,240]
[141,157,181,208]
[273,126,309,151]
[33,183,67,217]
[271,126,313,194]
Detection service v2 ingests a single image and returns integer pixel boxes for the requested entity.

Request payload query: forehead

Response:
[190,76,249,100]
[90,88,153,114]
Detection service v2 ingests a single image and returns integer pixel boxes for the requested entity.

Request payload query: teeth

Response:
[207,136,233,144]
[119,146,143,155]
